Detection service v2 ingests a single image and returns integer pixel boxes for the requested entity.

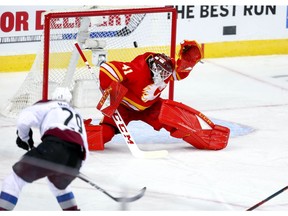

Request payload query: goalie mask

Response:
[149,53,175,84]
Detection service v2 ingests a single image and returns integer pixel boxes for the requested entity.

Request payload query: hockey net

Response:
[1,6,177,118]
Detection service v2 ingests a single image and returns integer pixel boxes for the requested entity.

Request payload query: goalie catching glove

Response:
[175,40,203,80]
[16,129,34,151]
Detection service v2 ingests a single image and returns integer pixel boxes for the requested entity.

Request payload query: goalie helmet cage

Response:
[1,6,177,118]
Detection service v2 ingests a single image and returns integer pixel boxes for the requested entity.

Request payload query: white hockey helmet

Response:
[149,53,175,84]
[51,87,72,103]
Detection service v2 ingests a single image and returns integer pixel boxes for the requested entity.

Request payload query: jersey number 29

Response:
[62,107,83,133]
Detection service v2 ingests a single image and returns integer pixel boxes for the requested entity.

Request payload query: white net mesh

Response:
[1,6,175,118]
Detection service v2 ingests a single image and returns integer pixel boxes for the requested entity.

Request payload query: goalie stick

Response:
[74,42,168,159]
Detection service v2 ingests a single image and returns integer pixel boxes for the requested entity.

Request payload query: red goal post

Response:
[2,6,177,118]
[42,6,177,100]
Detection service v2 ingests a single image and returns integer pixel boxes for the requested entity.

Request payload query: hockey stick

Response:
[246,185,288,211]
[19,155,146,203]
[74,42,168,159]
[111,110,168,159]
[78,173,146,203]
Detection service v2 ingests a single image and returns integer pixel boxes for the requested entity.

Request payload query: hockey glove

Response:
[97,81,128,117]
[16,129,34,151]
[176,40,203,73]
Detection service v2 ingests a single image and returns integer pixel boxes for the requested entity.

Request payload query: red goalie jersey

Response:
[99,40,203,112]
[100,52,184,111]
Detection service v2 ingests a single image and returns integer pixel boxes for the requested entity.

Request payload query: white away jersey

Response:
[16,100,89,160]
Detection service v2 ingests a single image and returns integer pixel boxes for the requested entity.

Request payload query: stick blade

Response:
[114,187,147,203]
[134,149,169,159]
[128,144,169,159]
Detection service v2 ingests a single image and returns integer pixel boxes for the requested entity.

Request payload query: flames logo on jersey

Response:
[141,82,167,102]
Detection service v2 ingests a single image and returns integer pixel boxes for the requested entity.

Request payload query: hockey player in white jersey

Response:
[0,87,89,211]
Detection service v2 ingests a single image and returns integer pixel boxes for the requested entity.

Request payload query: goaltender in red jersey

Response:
[85,40,230,151]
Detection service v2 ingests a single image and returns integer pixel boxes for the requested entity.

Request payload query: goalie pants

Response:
[100,98,174,143]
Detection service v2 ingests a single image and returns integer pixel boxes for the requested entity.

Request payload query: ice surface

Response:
[0,55,288,213]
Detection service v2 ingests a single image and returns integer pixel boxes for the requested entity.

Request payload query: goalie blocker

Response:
[84,81,128,150]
